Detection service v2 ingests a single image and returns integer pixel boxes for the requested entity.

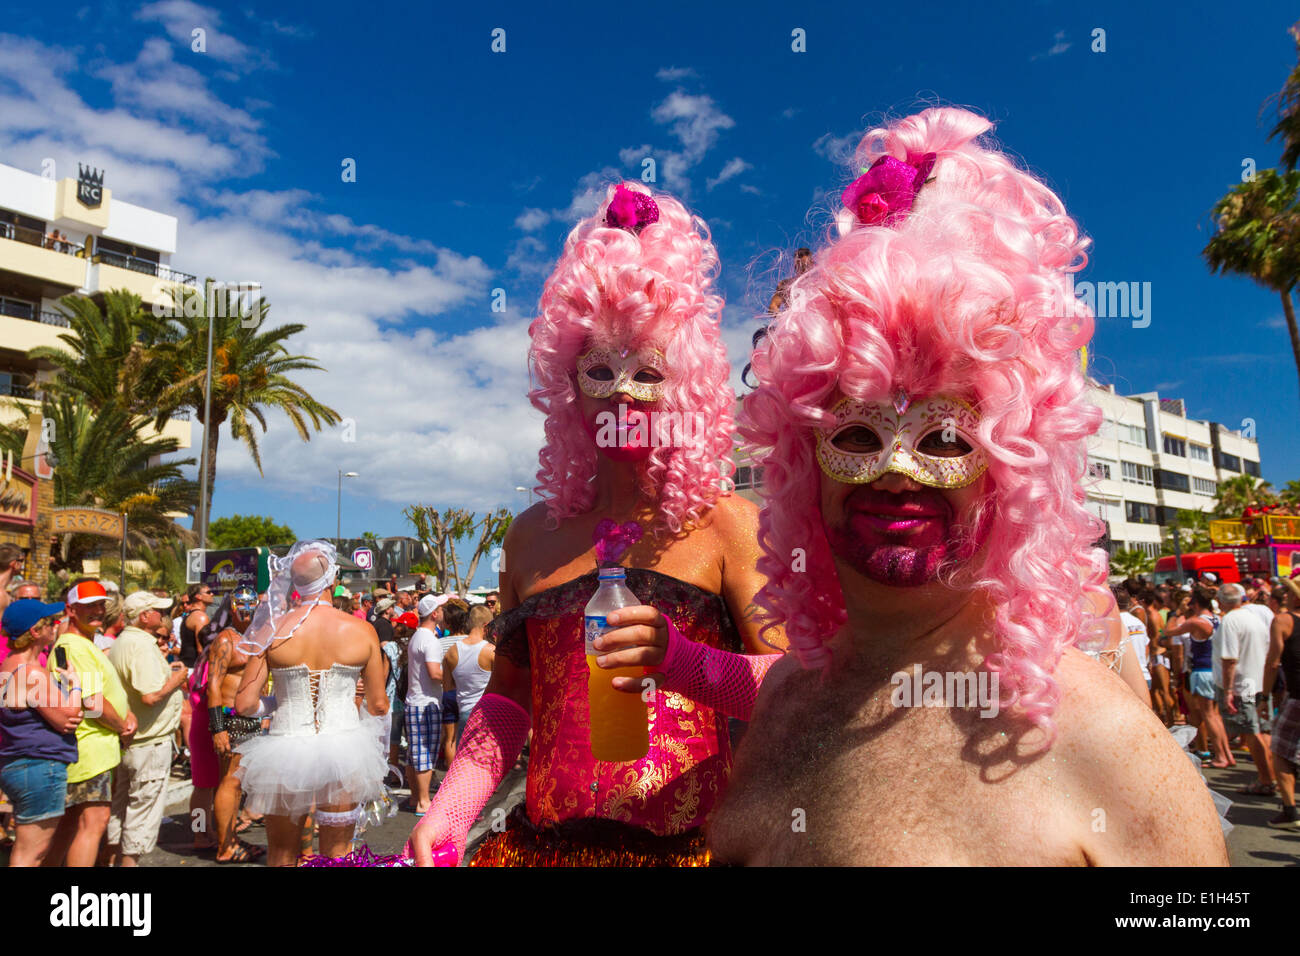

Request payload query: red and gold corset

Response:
[487,568,742,836]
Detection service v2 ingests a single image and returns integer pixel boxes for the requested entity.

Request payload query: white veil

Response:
[238,540,340,655]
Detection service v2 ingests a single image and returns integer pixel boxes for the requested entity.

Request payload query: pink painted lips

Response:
[851,501,946,536]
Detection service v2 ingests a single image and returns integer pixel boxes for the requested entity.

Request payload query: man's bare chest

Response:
[711,691,1083,865]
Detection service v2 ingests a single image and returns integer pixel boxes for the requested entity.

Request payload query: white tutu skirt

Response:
[235,716,388,819]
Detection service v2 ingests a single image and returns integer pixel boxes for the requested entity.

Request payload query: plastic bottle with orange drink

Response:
[584,566,650,761]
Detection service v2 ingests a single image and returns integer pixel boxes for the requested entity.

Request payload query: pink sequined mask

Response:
[815,394,988,489]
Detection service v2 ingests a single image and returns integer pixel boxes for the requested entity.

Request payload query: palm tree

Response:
[1110,548,1154,578]
[133,536,192,592]
[1267,23,1300,172]
[0,396,197,572]
[28,290,174,414]
[1161,509,1213,556]
[1281,479,1300,509]
[1203,169,1300,401]
[1214,474,1276,518]
[154,282,341,520]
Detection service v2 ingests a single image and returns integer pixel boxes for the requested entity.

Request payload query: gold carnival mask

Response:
[576,346,670,403]
[815,392,990,488]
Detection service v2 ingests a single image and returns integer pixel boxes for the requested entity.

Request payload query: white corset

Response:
[268,664,363,737]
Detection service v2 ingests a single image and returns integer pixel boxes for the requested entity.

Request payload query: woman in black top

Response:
[1266,580,1300,829]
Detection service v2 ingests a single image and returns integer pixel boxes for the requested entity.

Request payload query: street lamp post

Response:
[197,279,215,549]
[338,471,359,543]
[515,485,533,507]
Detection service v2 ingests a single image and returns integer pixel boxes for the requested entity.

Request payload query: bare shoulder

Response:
[337,609,379,643]
[747,651,806,724]
[504,501,550,546]
[1052,649,1228,865]
[708,492,759,534]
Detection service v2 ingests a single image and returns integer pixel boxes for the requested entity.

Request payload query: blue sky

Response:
[3,0,1299,586]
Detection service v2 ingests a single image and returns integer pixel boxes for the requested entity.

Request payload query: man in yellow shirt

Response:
[107,592,187,866]
[46,580,136,867]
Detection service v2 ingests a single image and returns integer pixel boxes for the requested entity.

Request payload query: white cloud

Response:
[813,130,860,166]
[135,0,270,69]
[505,235,552,279]
[514,208,549,231]
[651,90,735,160]
[0,31,543,514]
[656,66,698,82]
[1031,29,1071,61]
[707,157,752,191]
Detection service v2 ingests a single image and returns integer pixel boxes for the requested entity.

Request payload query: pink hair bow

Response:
[605,185,660,234]
[841,153,937,228]
[593,518,643,566]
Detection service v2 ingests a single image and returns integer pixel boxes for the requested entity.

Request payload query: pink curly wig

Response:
[741,107,1109,733]
[529,182,735,537]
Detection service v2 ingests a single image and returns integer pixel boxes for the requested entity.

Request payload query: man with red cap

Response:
[45,580,137,866]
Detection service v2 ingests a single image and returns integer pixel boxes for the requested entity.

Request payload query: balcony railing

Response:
[92,251,196,286]
[0,298,71,328]
[0,381,35,399]
[0,221,83,256]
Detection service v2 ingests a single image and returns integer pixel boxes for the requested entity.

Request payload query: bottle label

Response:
[585,615,607,655]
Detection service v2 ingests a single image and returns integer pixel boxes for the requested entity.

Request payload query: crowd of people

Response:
[1116,573,1300,830]
[0,540,502,867]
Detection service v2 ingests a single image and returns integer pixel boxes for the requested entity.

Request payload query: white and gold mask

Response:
[576,346,670,403]
[815,393,989,488]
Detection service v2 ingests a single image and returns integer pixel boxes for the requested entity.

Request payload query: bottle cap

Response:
[597,566,626,579]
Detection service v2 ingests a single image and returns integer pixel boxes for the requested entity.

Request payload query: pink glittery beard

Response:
[823,487,990,588]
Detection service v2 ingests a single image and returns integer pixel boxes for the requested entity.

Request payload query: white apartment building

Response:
[1086,385,1258,559]
[731,385,1262,558]
[0,160,191,450]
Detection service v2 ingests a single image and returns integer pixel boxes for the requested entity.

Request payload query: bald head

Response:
[291,548,332,592]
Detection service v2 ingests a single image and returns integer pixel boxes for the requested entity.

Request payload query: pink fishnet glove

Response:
[658,617,781,721]
[406,692,529,866]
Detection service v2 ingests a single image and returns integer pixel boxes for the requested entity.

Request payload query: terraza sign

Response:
[51,508,123,539]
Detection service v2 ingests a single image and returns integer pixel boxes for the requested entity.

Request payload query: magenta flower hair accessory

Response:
[605,184,660,234]
[593,518,643,566]
[841,152,938,228]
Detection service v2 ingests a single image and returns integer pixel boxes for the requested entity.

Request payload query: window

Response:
[1121,461,1153,486]
[1189,444,1210,462]
[0,295,35,320]
[1132,541,1161,558]
[1162,435,1186,457]
[1157,506,1182,525]
[1126,501,1157,524]
[1192,477,1217,496]
[1218,452,1241,472]
[1117,423,1148,447]
[733,465,763,490]
[1087,460,1112,480]
[1244,459,1260,477]
[1154,470,1190,494]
